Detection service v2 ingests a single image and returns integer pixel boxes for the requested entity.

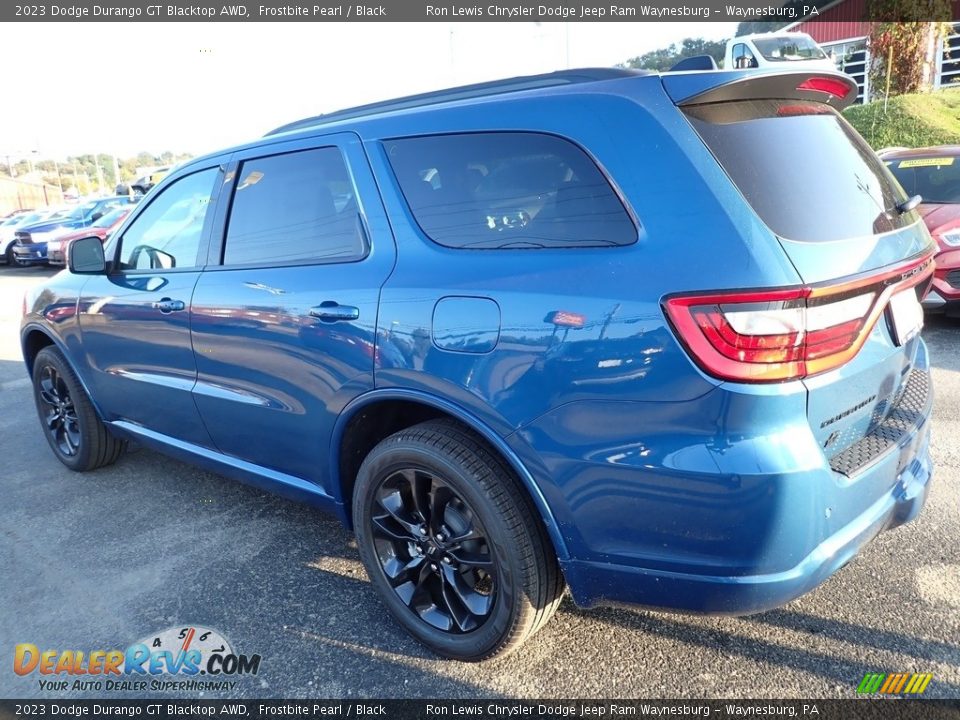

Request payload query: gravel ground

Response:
[1,265,958,699]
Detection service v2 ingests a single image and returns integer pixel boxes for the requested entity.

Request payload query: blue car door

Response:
[189,133,396,490]
[77,162,227,446]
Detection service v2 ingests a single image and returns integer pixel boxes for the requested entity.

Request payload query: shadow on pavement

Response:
[566,605,960,698]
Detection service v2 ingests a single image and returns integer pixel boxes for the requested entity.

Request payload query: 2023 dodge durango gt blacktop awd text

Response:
[21,68,936,661]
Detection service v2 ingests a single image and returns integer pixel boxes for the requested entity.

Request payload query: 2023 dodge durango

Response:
[21,68,936,661]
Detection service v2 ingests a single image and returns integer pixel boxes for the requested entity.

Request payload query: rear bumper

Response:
[562,421,931,613]
[539,348,934,615]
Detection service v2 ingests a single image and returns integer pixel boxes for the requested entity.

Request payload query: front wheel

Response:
[31,346,126,471]
[353,420,564,661]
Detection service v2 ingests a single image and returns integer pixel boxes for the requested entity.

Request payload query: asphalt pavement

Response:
[1,265,958,699]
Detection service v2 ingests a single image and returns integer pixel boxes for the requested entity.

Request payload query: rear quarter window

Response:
[384,132,637,249]
[684,100,911,242]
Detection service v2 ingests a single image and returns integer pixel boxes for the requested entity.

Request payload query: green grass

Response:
[843,88,960,149]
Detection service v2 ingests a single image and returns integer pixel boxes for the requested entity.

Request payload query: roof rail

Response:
[265,67,647,136]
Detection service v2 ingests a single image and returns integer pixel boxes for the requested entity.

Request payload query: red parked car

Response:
[47,206,131,266]
[882,145,960,315]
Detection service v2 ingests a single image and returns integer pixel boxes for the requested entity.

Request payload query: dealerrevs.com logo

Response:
[14,626,261,693]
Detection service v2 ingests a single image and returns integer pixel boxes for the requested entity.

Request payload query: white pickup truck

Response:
[725,32,837,72]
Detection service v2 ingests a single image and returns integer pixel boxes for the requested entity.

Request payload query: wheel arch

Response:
[21,324,105,420]
[330,388,570,563]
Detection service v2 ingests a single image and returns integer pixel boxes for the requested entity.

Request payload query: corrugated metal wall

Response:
[0,177,63,216]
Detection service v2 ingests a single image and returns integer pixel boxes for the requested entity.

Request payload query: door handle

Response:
[151,298,186,313]
[309,302,360,323]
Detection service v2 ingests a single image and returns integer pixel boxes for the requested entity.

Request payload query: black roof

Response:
[265,68,647,136]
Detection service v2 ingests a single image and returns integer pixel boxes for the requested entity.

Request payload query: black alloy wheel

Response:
[354,419,564,661]
[31,346,126,471]
[37,364,81,457]
[370,467,496,633]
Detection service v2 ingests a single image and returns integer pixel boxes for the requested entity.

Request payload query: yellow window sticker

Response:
[898,157,955,168]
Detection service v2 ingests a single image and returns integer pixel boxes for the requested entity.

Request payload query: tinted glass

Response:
[685,100,911,242]
[223,147,366,266]
[92,206,130,229]
[118,167,218,271]
[753,36,827,61]
[886,156,960,204]
[385,132,636,249]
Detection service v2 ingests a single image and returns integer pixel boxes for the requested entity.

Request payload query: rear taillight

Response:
[664,255,934,383]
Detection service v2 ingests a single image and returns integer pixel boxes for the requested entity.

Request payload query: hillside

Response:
[844,88,960,149]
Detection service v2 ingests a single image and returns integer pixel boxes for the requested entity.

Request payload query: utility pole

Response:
[52,158,64,195]
[95,156,105,195]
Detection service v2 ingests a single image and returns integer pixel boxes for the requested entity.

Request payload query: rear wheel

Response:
[353,419,564,661]
[31,347,126,471]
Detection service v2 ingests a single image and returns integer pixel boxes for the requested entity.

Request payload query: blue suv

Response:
[21,68,936,661]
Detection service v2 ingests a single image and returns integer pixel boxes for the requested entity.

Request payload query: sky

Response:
[0,21,736,160]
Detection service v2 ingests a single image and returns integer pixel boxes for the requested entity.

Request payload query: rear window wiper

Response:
[895,195,922,215]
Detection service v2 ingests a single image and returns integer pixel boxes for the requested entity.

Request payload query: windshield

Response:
[18,212,48,225]
[92,206,128,228]
[886,156,960,204]
[76,202,100,220]
[753,36,827,62]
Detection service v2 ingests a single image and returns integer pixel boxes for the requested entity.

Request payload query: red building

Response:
[783,0,960,101]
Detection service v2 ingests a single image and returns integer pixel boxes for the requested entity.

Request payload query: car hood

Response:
[57,227,108,243]
[919,202,960,232]
[18,219,83,234]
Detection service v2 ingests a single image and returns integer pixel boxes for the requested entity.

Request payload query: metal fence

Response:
[823,37,870,104]
[935,22,960,89]
[0,176,64,216]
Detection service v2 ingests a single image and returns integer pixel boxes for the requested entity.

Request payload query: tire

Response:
[4,244,14,266]
[31,346,126,472]
[353,419,564,661]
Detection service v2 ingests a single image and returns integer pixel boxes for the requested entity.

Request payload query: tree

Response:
[866,0,953,96]
[622,37,726,72]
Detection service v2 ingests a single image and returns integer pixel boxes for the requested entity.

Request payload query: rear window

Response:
[384,132,637,249]
[684,100,911,242]
[886,156,960,204]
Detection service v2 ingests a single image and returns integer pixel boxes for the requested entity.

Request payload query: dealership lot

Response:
[1,265,958,699]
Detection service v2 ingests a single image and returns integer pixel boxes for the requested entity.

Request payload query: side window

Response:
[733,44,758,69]
[222,147,366,266]
[117,168,219,271]
[384,132,636,249]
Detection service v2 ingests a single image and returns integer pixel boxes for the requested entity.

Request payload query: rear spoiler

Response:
[661,69,859,111]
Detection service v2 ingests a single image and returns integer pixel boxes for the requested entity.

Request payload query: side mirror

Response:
[68,236,106,274]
